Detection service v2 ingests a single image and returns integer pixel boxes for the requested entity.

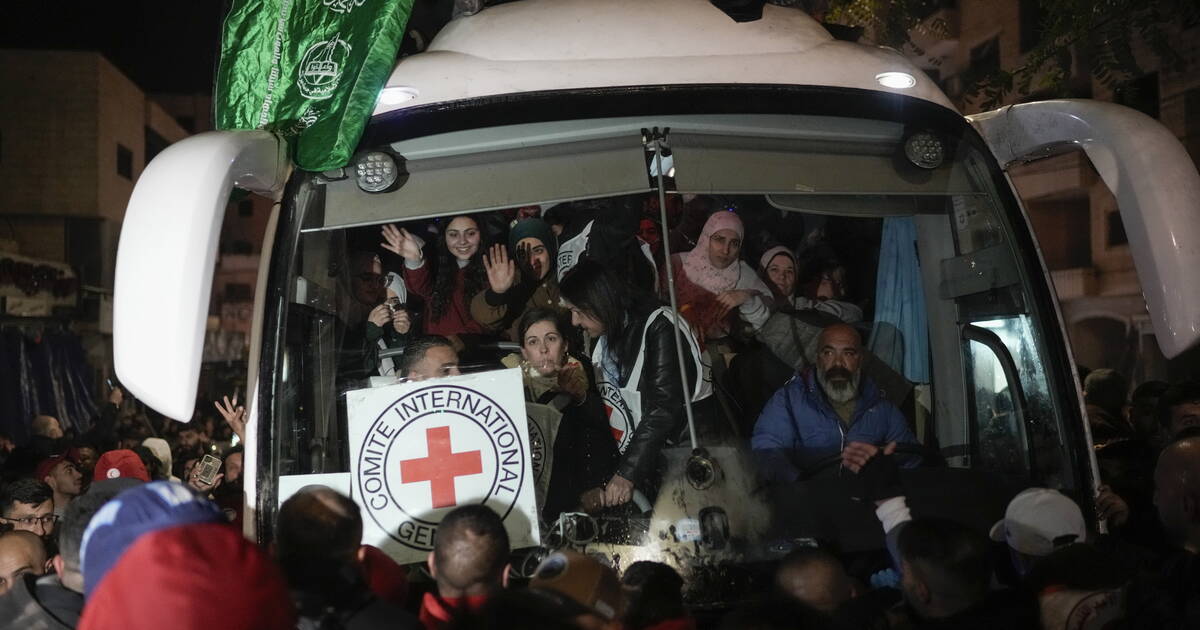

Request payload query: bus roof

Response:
[372,0,957,117]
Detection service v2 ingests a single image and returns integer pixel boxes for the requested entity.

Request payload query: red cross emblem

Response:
[399,426,483,509]
[604,403,625,442]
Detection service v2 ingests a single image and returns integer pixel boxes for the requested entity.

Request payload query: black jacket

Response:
[1124,549,1200,629]
[605,306,704,489]
[541,352,619,520]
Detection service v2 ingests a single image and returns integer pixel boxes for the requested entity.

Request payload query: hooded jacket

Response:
[751,369,916,483]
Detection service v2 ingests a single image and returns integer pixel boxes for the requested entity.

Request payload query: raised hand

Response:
[381,224,423,261]
[214,395,246,443]
[483,244,518,294]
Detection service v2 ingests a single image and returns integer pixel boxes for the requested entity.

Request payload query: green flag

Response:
[215,0,414,171]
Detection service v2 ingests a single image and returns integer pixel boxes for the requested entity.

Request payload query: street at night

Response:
[2,1,1200,628]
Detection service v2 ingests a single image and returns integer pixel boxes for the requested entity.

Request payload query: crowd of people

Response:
[0,194,1198,628]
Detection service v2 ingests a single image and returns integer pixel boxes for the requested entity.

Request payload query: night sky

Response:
[1,2,225,94]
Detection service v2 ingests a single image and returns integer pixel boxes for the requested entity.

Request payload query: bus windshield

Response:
[260,110,1088,602]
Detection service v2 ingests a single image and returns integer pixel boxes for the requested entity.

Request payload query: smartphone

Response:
[195,454,222,486]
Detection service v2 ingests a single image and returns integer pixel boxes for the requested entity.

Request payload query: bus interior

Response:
[261,111,1092,599]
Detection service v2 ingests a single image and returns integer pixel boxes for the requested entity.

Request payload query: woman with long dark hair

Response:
[559,259,712,508]
[381,215,489,338]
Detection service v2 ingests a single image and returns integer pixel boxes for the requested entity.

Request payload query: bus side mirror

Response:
[114,130,288,421]
[971,100,1200,358]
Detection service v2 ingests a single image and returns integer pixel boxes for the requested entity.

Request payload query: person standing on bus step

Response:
[471,218,564,340]
[382,215,489,344]
[752,323,916,482]
[666,210,773,344]
[560,260,713,509]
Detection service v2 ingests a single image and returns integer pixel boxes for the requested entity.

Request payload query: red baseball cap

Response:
[93,449,151,482]
[35,453,76,482]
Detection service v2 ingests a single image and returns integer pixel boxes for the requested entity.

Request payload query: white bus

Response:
[112,0,1200,601]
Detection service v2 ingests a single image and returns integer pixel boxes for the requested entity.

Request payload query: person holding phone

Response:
[339,252,415,381]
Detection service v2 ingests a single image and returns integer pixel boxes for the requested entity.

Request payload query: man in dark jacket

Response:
[752,323,916,482]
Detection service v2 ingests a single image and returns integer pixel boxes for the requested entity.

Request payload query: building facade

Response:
[908,0,1200,383]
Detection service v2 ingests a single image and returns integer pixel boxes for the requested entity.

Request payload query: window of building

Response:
[1114,73,1160,119]
[238,199,254,217]
[175,116,196,133]
[225,283,254,301]
[969,37,1001,78]
[145,127,168,167]
[912,0,958,20]
[1019,0,1045,53]
[116,144,133,180]
[1107,211,1128,247]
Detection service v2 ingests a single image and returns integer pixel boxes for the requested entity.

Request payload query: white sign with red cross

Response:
[347,369,539,564]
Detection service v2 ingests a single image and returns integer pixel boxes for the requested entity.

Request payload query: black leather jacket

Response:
[605,306,703,488]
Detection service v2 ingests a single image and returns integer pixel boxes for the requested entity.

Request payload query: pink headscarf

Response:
[680,211,745,293]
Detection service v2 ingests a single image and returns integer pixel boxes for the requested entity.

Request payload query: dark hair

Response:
[431,214,487,322]
[397,335,456,378]
[1083,369,1128,416]
[276,486,364,592]
[433,504,510,592]
[1157,380,1200,430]
[0,478,53,516]
[897,518,992,609]
[517,308,567,346]
[559,258,656,341]
[1022,543,1128,594]
[59,488,123,570]
[1131,380,1170,405]
[132,445,165,481]
[799,254,847,301]
[622,561,686,629]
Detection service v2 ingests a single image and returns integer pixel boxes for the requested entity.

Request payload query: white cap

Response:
[989,488,1086,556]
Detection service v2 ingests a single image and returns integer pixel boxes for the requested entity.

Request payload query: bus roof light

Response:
[904,131,945,170]
[876,72,916,89]
[354,152,398,192]
[378,86,420,105]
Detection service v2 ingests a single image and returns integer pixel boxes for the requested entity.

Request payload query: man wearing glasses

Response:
[0,479,57,542]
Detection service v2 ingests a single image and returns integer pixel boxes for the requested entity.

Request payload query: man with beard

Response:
[751,323,916,483]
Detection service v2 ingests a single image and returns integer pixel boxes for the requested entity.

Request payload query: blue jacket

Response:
[751,369,917,483]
